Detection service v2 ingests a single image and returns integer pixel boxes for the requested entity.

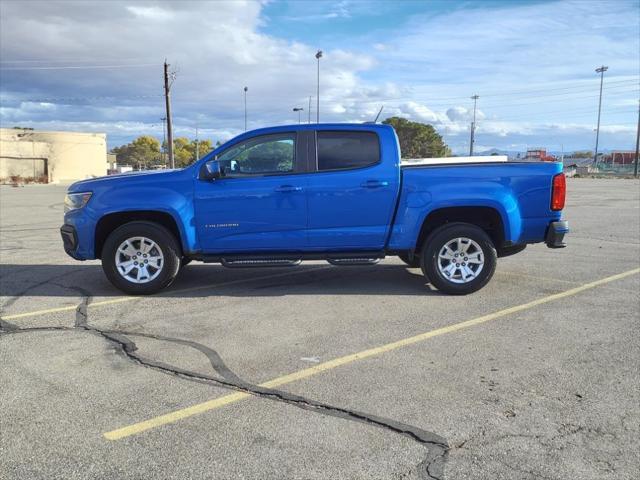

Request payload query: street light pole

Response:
[469,94,479,156]
[243,86,248,132]
[308,96,311,123]
[634,99,639,177]
[293,107,304,124]
[315,50,322,123]
[593,65,608,165]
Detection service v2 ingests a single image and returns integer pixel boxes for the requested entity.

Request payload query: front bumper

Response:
[545,220,569,248]
[60,224,83,260]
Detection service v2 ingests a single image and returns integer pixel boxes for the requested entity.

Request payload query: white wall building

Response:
[0,128,107,183]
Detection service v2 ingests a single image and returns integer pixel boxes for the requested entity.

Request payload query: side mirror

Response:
[200,160,222,180]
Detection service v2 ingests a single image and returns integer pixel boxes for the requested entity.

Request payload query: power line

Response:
[0,57,150,64]
[460,79,637,99]
[484,106,636,122]
[0,94,163,103]
[289,85,637,111]
[0,63,161,71]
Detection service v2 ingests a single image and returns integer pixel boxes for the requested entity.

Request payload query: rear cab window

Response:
[316,131,380,171]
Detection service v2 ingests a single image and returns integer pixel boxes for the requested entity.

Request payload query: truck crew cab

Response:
[61,123,568,295]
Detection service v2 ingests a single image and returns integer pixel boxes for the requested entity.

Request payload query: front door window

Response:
[217,134,295,176]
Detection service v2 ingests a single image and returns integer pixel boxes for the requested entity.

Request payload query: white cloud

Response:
[0,0,373,135]
[0,0,637,152]
[126,6,172,21]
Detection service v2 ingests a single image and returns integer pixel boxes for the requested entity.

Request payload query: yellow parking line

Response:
[1,266,331,321]
[103,267,640,441]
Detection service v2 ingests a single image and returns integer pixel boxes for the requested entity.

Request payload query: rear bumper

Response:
[60,224,83,260]
[545,220,569,248]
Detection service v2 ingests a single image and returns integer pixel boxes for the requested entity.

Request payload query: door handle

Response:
[360,180,389,189]
[275,185,303,193]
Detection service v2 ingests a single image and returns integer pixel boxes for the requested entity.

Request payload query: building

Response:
[523,148,556,162]
[106,153,134,175]
[0,128,107,183]
[602,151,635,165]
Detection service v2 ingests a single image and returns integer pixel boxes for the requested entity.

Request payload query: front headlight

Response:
[64,192,92,213]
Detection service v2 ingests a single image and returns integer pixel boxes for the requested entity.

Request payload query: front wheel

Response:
[421,223,497,295]
[101,221,181,295]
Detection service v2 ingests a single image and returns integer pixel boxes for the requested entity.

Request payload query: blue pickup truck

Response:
[61,123,568,295]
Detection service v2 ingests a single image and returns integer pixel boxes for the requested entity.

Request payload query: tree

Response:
[169,138,214,167]
[112,136,161,168]
[173,137,192,167]
[382,117,451,158]
[572,150,593,158]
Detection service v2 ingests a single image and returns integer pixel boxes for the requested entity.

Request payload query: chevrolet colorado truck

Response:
[61,123,568,295]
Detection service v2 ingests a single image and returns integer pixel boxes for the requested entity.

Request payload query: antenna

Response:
[373,105,384,123]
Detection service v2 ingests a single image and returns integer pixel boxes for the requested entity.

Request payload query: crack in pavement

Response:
[0,268,85,312]
[1,288,451,479]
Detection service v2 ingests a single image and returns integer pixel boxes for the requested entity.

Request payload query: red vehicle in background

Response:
[524,148,557,162]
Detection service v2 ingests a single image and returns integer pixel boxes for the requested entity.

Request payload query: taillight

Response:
[551,173,566,211]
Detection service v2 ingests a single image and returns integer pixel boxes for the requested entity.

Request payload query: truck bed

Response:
[388,160,564,249]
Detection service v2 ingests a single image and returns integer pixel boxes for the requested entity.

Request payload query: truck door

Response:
[194,132,308,253]
[305,130,400,250]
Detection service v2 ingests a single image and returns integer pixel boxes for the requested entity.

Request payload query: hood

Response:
[68,168,183,192]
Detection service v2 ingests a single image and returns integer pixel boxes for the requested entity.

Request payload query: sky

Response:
[0,0,638,154]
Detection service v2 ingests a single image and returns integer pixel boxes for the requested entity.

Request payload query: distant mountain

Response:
[475,148,521,158]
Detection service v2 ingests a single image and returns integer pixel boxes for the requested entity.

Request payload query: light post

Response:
[315,50,322,123]
[243,86,248,132]
[469,94,479,156]
[634,99,639,177]
[593,65,608,165]
[293,107,304,124]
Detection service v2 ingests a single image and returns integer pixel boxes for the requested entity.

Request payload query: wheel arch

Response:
[415,206,506,253]
[95,211,184,259]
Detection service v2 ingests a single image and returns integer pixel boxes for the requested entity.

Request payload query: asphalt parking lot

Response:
[1,178,639,480]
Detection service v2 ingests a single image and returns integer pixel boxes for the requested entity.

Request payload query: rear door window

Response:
[317,131,380,171]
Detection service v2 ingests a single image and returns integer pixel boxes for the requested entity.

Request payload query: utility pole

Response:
[315,50,322,123]
[195,124,199,161]
[308,96,312,123]
[160,117,167,167]
[293,107,304,124]
[469,94,479,156]
[243,86,248,131]
[634,99,639,177]
[593,65,608,166]
[163,60,175,169]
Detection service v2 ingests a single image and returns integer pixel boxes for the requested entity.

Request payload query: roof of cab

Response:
[236,122,393,139]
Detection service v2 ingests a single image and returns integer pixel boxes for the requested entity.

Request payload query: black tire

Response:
[398,252,421,268]
[101,221,181,295]
[421,223,497,295]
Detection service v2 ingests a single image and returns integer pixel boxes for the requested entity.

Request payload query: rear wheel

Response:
[101,221,181,295]
[421,223,497,295]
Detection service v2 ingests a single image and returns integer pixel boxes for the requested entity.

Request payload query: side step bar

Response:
[221,258,302,268]
[199,251,386,268]
[327,258,381,266]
